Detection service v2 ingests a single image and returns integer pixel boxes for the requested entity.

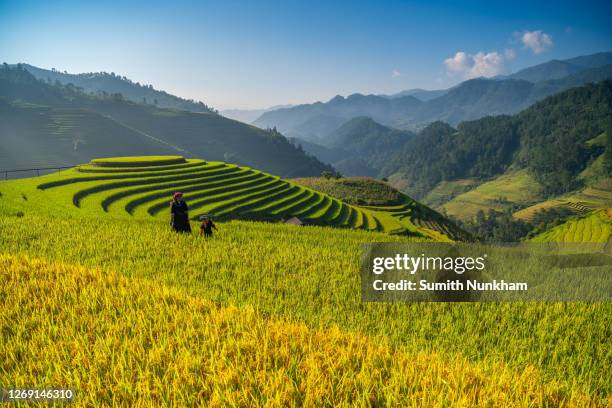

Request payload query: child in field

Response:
[199,216,218,237]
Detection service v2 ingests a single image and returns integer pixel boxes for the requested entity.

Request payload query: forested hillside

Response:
[0,65,333,178]
[19,63,215,113]
[384,79,612,198]
[509,51,612,82]
[516,81,612,194]
[325,117,414,171]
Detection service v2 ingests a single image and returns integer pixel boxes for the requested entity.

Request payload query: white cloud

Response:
[444,52,471,74]
[521,30,553,54]
[444,50,510,79]
[391,69,401,78]
[470,52,505,77]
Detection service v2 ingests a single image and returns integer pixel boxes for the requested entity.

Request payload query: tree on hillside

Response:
[321,170,342,179]
[459,209,531,242]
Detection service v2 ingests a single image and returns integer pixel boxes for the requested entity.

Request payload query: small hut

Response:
[284,216,304,226]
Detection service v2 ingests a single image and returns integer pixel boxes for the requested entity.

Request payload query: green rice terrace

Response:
[4,156,466,241]
[530,209,612,243]
[292,176,470,242]
[514,178,612,223]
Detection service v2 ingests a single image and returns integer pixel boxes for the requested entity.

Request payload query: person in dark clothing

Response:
[170,192,192,233]
[199,216,218,237]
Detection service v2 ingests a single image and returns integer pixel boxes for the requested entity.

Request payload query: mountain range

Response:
[253,52,612,141]
[17,63,215,114]
[507,52,612,82]
[0,64,332,178]
[220,105,293,123]
[382,88,447,101]
[381,79,611,208]
[3,53,610,225]
[289,117,415,177]
[288,77,611,226]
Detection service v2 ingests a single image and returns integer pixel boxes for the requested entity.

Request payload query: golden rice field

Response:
[1,212,610,405]
[3,253,599,407]
[0,157,611,406]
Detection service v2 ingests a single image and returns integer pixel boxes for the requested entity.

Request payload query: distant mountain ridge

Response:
[220,105,293,124]
[255,93,423,142]
[382,88,447,101]
[509,52,612,82]
[253,52,612,141]
[14,63,215,114]
[0,64,333,178]
[289,117,414,177]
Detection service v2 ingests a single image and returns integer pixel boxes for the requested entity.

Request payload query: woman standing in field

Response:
[170,192,192,233]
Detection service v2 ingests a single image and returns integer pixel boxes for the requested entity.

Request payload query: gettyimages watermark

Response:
[361,243,612,302]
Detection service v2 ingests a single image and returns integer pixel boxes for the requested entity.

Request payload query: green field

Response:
[292,176,404,206]
[422,178,481,208]
[530,209,612,243]
[0,157,610,405]
[514,178,612,223]
[22,157,391,232]
[438,169,543,220]
[292,176,470,241]
[1,201,610,405]
[90,155,187,167]
[1,156,468,240]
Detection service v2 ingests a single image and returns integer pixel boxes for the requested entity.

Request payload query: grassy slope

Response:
[2,253,596,406]
[84,103,332,178]
[0,206,609,403]
[3,158,466,239]
[514,178,612,222]
[529,209,612,243]
[91,155,186,166]
[291,177,403,206]
[422,178,481,208]
[0,68,332,178]
[438,169,542,220]
[1,161,610,403]
[292,176,469,241]
[0,103,182,170]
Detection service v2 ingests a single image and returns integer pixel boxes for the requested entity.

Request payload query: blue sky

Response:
[1,0,611,109]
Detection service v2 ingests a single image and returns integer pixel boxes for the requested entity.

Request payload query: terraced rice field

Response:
[514,178,612,222]
[1,158,609,405]
[437,170,542,220]
[362,200,471,242]
[30,156,444,237]
[291,176,469,241]
[422,178,481,208]
[530,209,612,243]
